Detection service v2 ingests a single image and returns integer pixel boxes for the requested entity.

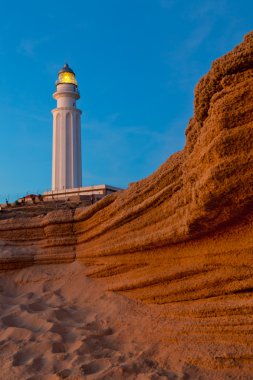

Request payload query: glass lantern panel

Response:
[58,72,77,85]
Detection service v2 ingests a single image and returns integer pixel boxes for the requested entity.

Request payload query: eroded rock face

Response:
[74,31,253,257]
[0,209,76,268]
[0,32,253,377]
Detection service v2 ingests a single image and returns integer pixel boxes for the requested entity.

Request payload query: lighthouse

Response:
[43,64,122,202]
[52,63,82,191]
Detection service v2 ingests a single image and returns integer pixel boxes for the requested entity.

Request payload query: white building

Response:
[43,184,121,202]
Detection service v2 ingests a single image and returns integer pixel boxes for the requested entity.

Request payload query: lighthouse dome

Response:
[56,63,77,86]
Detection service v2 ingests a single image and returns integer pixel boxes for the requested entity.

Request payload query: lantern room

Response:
[56,63,78,86]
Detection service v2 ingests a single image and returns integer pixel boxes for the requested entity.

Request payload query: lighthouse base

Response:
[43,184,122,202]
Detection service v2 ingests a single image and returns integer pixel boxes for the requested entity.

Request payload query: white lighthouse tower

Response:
[52,63,82,191]
[43,64,122,202]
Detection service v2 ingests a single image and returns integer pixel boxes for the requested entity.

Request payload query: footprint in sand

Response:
[24,300,47,312]
[52,341,66,353]
[12,348,33,366]
[54,289,65,301]
[19,303,44,315]
[84,319,114,337]
[2,314,22,328]
[42,280,52,293]
[53,308,72,322]
[1,326,33,342]
[50,322,76,344]
[57,368,72,378]
[80,359,111,376]
[30,355,45,372]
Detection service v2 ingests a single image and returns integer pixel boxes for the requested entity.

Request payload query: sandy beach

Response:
[0,262,177,380]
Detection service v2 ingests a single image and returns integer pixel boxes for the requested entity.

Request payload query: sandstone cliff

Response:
[0,32,253,377]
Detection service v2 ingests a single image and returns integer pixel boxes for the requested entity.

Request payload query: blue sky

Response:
[0,0,252,202]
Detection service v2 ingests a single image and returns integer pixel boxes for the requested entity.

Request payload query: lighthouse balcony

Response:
[56,82,79,93]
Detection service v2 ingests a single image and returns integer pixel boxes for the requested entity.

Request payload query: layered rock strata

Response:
[73,31,253,257]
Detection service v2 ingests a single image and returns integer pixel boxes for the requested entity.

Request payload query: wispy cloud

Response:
[85,116,165,141]
[162,0,229,91]
[17,37,49,58]
[165,0,228,56]
[185,23,213,51]
[83,114,185,187]
[185,0,228,21]
[1,105,50,123]
[159,0,175,9]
